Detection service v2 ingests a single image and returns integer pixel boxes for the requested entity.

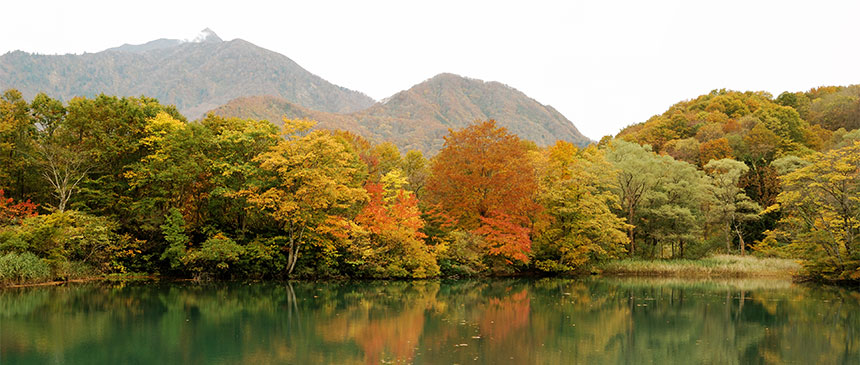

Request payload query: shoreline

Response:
[1,274,162,289]
[2,255,804,289]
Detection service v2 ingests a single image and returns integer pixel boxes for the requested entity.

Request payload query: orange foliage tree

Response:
[698,137,733,165]
[426,120,539,265]
[351,180,439,278]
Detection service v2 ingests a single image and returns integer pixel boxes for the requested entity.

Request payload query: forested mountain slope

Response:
[213,73,592,154]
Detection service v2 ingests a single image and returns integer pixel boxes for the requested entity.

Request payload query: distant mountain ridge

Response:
[212,73,592,154]
[1,30,592,154]
[0,29,375,118]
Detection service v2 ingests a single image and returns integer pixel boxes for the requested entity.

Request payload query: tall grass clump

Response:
[0,252,51,284]
[598,254,801,278]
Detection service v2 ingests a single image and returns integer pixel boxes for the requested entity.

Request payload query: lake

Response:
[2,278,858,364]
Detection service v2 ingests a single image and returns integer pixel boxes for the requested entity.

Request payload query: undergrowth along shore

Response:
[2,255,803,288]
[597,255,801,278]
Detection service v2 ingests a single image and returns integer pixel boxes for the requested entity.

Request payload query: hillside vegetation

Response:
[613,85,860,283]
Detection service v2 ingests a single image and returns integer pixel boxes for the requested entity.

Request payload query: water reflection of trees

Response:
[1,278,858,364]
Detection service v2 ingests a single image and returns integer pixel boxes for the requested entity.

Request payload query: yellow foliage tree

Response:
[241,119,366,275]
[533,141,629,272]
[769,141,860,280]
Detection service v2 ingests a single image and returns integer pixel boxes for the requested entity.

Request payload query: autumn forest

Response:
[2,85,860,284]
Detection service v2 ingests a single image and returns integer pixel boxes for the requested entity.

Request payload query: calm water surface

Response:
[2,278,858,364]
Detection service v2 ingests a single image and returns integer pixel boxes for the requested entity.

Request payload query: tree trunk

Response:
[725,223,732,254]
[285,224,305,276]
[286,237,296,275]
[734,223,746,256]
[628,205,636,256]
[39,143,89,213]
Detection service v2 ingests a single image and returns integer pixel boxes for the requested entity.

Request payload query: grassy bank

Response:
[597,254,801,278]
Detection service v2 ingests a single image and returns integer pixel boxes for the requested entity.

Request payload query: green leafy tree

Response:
[30,92,65,138]
[638,157,710,258]
[401,150,429,198]
[0,89,37,200]
[124,112,209,235]
[183,233,245,277]
[159,208,189,270]
[605,139,712,258]
[63,94,185,230]
[604,139,667,255]
[201,114,279,235]
[35,139,92,212]
[0,211,126,275]
[705,159,761,254]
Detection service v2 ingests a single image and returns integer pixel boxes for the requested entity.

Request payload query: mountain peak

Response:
[426,72,472,84]
[430,72,461,80]
[191,28,222,43]
[104,28,223,53]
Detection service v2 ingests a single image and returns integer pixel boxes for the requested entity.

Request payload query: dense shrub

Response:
[0,211,127,273]
[437,231,486,277]
[183,233,245,278]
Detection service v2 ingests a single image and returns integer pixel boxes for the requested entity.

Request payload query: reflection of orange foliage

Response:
[479,289,530,342]
[354,309,424,365]
[241,342,295,364]
[316,294,435,365]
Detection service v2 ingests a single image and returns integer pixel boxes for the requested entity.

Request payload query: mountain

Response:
[212,73,592,154]
[0,29,374,118]
[1,31,590,154]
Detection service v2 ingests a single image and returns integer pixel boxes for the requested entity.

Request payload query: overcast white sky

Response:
[2,0,859,140]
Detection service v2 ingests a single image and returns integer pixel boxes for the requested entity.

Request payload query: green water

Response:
[1,278,858,364]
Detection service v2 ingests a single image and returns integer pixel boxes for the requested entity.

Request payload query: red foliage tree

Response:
[426,120,539,264]
[0,189,38,225]
[356,182,394,234]
[474,211,532,264]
